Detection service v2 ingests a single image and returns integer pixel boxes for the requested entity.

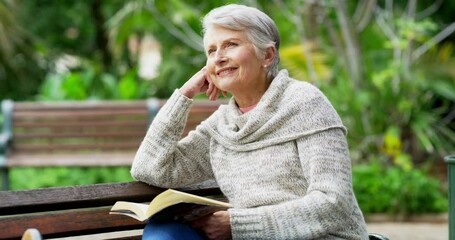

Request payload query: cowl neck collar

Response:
[203,70,346,151]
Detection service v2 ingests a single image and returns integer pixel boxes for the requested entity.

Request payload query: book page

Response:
[146,189,231,218]
[149,202,228,223]
[110,201,150,221]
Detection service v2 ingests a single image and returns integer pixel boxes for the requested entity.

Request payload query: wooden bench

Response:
[0,99,226,190]
[0,181,223,240]
[0,182,391,240]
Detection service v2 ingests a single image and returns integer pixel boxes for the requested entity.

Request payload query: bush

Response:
[353,163,448,215]
[9,167,133,190]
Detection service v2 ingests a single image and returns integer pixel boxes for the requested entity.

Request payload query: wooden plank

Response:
[14,107,148,113]
[6,152,136,167]
[12,142,141,152]
[0,182,223,239]
[0,206,145,239]
[0,181,223,215]
[14,131,146,139]
[12,104,222,120]
[13,101,151,111]
[13,120,148,128]
[12,99,225,112]
[14,118,200,132]
[13,109,149,119]
[67,230,143,240]
[0,182,163,215]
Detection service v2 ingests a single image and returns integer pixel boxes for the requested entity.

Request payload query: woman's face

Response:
[204,26,267,95]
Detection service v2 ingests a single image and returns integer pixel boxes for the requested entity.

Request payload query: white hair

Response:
[202,4,280,80]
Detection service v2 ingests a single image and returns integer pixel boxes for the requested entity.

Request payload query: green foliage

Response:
[0,1,46,100]
[106,0,213,98]
[17,0,124,61]
[280,43,332,82]
[36,62,152,101]
[353,163,448,215]
[276,5,454,215]
[317,16,455,166]
[118,71,140,99]
[9,167,133,190]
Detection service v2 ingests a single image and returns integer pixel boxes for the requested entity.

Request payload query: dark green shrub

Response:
[9,167,133,190]
[353,163,448,215]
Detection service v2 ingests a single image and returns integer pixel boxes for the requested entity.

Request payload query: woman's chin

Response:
[215,77,239,90]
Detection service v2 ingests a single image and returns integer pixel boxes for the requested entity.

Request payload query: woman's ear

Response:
[263,46,275,66]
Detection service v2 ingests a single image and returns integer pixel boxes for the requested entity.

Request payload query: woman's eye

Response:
[227,42,237,47]
[207,49,215,55]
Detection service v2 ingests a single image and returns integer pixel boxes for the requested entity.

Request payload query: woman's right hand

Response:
[179,67,227,100]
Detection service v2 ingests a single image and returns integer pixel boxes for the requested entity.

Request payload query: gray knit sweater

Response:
[131,70,368,239]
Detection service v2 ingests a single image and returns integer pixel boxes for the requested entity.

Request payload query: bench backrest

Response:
[7,101,150,154]
[0,98,227,190]
[2,99,225,155]
[0,182,222,239]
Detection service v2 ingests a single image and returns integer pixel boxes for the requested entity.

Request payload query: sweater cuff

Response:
[158,89,193,122]
[229,208,269,238]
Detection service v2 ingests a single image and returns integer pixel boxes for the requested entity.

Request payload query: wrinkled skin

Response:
[190,211,232,240]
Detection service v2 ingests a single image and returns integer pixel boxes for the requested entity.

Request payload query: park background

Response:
[0,0,454,222]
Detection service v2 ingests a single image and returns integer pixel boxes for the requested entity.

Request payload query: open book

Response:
[110,189,231,223]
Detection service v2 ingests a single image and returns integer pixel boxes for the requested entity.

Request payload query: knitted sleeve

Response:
[130,90,215,188]
[229,128,367,239]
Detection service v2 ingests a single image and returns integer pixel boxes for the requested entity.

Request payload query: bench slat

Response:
[13,109,149,119]
[12,142,141,152]
[0,182,223,215]
[14,131,146,139]
[6,152,136,166]
[13,120,148,128]
[0,207,144,239]
[12,101,151,111]
[0,182,161,215]
[0,182,223,239]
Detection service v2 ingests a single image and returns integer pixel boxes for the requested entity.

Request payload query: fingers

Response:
[209,84,220,101]
[206,82,219,101]
[204,71,223,101]
[192,211,231,240]
[206,80,214,96]
[204,69,214,98]
[180,68,209,98]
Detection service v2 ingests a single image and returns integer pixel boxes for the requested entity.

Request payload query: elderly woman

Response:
[132,4,368,240]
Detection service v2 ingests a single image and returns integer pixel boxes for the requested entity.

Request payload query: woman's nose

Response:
[215,51,227,65]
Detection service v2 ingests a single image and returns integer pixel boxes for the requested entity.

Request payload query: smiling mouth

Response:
[217,67,238,76]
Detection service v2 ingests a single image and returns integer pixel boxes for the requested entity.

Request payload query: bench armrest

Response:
[0,133,10,166]
[0,133,10,150]
[1,99,13,165]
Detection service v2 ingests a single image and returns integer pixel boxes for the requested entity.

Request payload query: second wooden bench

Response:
[0,98,226,190]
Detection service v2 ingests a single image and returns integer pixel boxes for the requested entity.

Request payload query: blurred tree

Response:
[1,0,454,165]
[17,0,126,70]
[106,0,213,98]
[0,0,45,100]
[246,0,455,166]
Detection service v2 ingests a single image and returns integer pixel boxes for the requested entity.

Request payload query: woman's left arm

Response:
[228,128,366,239]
